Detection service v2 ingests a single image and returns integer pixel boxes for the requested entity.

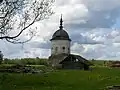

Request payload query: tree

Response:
[3,58,9,64]
[0,0,54,43]
[0,51,3,64]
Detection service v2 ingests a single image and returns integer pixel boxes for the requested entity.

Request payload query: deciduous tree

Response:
[0,0,54,43]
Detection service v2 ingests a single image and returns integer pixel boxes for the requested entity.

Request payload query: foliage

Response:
[90,60,110,67]
[0,51,3,64]
[0,0,54,43]
[1,67,120,90]
[3,58,48,66]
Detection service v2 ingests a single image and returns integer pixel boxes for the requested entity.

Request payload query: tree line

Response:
[1,57,48,66]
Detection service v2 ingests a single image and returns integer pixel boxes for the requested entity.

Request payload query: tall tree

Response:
[0,0,54,43]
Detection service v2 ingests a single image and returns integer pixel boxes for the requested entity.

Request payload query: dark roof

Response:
[50,29,71,41]
[59,54,92,65]
[72,54,92,65]
[50,15,71,41]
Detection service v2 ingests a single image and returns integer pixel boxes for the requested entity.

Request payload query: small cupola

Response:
[50,15,71,41]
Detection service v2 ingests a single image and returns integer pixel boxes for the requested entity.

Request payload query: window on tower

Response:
[68,48,70,53]
[62,47,65,50]
[63,47,65,52]
[68,48,70,51]
[55,47,58,52]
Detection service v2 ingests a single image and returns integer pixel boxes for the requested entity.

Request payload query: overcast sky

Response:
[1,0,120,60]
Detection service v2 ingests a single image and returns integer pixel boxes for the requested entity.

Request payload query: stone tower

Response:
[50,15,71,56]
[49,16,91,69]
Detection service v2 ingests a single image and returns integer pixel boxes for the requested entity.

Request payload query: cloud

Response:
[82,0,120,11]
[27,41,51,49]
[70,29,120,60]
[64,0,120,29]
[70,32,103,45]
[23,48,50,58]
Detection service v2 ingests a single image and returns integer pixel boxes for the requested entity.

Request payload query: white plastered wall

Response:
[51,40,71,55]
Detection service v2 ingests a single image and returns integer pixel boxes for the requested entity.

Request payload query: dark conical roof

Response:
[50,15,71,41]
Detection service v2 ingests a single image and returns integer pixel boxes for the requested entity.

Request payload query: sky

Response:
[1,0,120,60]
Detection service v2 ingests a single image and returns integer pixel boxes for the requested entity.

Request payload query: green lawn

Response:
[0,67,120,90]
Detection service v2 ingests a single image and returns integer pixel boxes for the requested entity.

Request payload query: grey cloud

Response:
[83,46,102,59]
[82,0,120,11]
[69,32,103,45]
[0,40,24,58]
[64,0,120,29]
[66,8,120,29]
[56,1,71,6]
[71,43,85,52]
[27,41,51,49]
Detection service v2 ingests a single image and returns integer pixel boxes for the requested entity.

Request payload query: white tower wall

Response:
[51,40,70,55]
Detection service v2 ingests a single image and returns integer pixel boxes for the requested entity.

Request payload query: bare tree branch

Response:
[0,0,54,43]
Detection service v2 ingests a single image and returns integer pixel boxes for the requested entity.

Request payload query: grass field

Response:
[0,67,120,90]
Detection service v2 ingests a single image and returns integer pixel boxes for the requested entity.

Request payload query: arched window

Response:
[62,47,65,50]
[55,47,58,52]
[62,47,65,52]
[68,48,70,50]
[68,48,70,53]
